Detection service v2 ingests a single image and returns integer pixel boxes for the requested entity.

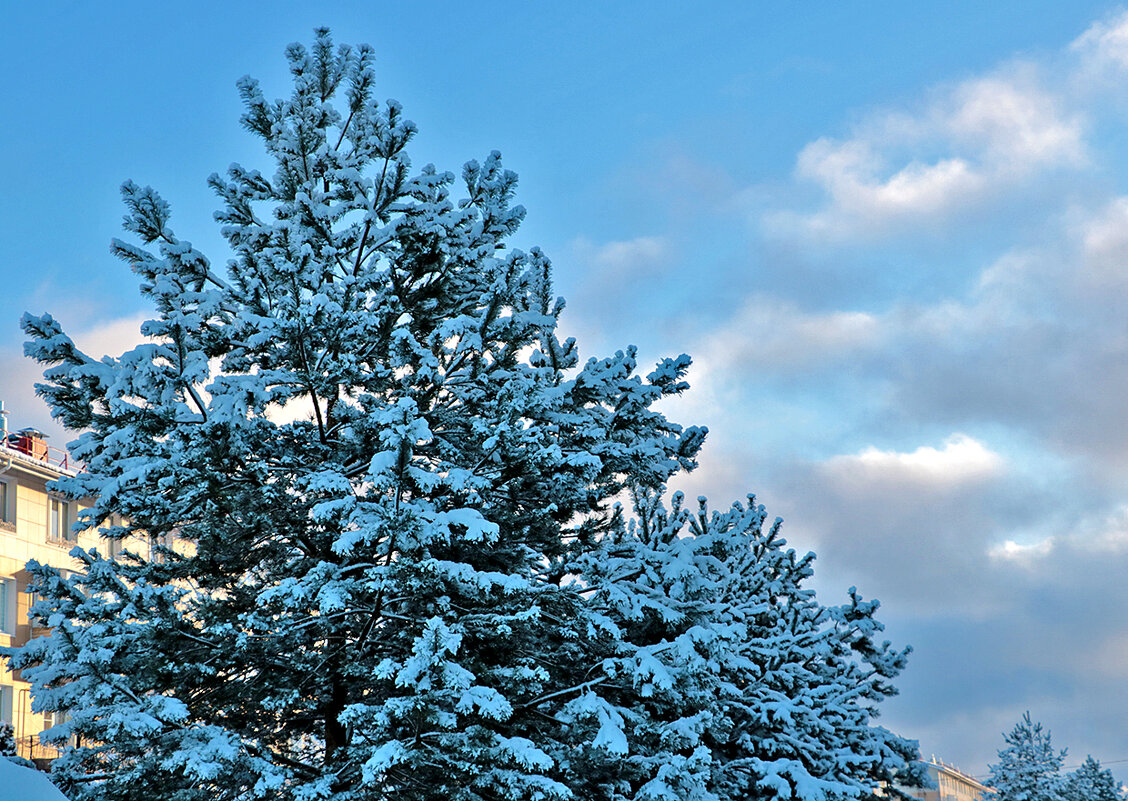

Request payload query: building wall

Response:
[0,435,148,762]
[903,759,993,801]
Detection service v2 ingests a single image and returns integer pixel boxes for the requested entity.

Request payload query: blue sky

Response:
[4,1,1128,782]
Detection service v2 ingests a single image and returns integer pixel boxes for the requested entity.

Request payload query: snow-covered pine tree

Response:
[987,713,1066,801]
[0,722,16,758]
[13,29,919,801]
[574,490,925,801]
[1061,756,1123,801]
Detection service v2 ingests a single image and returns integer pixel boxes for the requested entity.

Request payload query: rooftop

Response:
[0,420,77,477]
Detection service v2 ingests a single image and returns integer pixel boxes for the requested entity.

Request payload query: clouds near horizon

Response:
[644,9,1128,776]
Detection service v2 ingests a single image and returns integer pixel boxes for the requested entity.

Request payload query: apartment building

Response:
[905,757,993,801]
[0,414,96,763]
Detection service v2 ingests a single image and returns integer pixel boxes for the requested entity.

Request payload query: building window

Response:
[48,498,75,544]
[0,479,13,530]
[40,708,75,749]
[102,513,126,560]
[0,686,11,725]
[0,578,14,635]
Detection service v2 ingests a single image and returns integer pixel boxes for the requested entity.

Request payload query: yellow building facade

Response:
[904,758,993,801]
[0,422,99,762]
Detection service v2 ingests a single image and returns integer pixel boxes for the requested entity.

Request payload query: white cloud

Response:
[0,313,149,442]
[988,504,1128,569]
[988,537,1056,566]
[1084,507,1128,553]
[0,346,56,429]
[1076,196,1128,289]
[767,68,1084,240]
[1061,505,1128,555]
[1072,9,1128,74]
[793,138,982,235]
[72,314,149,360]
[691,14,1128,776]
[696,295,879,371]
[822,434,1005,487]
[573,235,669,277]
[945,74,1084,169]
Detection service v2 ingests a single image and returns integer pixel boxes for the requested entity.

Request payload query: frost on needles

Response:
[14,29,926,801]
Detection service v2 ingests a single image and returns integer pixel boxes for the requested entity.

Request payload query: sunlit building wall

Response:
[905,757,993,801]
[0,411,155,764]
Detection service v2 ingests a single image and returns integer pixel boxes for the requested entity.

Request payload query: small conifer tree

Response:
[1062,756,1122,801]
[0,722,17,758]
[987,712,1066,801]
[14,29,922,801]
